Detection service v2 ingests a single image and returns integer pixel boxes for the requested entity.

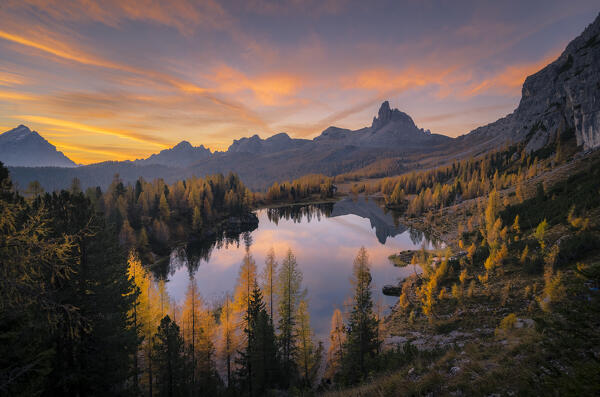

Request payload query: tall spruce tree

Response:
[153,315,186,397]
[342,247,380,384]
[236,283,279,396]
[37,190,138,395]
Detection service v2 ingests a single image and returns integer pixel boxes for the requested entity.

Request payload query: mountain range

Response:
[2,12,600,191]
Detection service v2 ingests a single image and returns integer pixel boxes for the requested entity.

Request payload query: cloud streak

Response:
[0,0,595,162]
[14,115,172,147]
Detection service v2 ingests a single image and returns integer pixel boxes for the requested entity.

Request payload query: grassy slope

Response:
[323,151,600,396]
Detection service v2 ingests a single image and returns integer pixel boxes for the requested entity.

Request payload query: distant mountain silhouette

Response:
[315,101,449,148]
[227,132,310,154]
[183,101,449,188]
[133,140,211,167]
[7,100,448,190]
[0,125,76,167]
[7,10,600,193]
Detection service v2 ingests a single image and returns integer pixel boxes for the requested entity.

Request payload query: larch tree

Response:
[234,249,258,333]
[484,189,501,248]
[183,275,218,395]
[218,292,237,388]
[158,192,170,220]
[295,299,321,389]
[325,308,346,380]
[182,275,202,393]
[127,250,150,395]
[197,302,218,395]
[277,248,304,386]
[192,206,202,232]
[261,247,278,321]
[158,279,171,318]
[141,271,163,396]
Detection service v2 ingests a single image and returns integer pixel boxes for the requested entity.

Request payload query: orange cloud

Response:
[5,0,232,36]
[0,29,212,94]
[279,93,395,138]
[0,29,271,129]
[14,115,171,147]
[49,142,143,163]
[341,66,455,94]
[340,50,560,102]
[0,30,122,69]
[0,90,36,101]
[0,70,27,86]
[461,52,560,97]
[209,65,303,106]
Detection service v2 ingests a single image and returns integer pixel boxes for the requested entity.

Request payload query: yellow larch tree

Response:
[233,249,258,331]
[295,299,320,388]
[260,247,278,321]
[217,292,237,388]
[325,308,345,380]
[182,275,203,391]
[127,250,164,396]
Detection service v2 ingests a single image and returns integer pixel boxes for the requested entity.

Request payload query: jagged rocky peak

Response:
[371,101,416,130]
[315,100,449,147]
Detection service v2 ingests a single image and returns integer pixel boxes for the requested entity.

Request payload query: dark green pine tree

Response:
[0,164,78,395]
[36,190,138,395]
[153,315,186,397]
[236,283,280,396]
[341,247,380,385]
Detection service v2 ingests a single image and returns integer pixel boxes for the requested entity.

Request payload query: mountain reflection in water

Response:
[165,196,438,343]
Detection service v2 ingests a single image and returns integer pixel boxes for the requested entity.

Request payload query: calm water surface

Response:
[165,197,437,343]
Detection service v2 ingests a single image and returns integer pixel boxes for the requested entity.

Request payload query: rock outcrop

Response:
[464,13,600,152]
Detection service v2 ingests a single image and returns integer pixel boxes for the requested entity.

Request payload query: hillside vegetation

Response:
[322,147,600,396]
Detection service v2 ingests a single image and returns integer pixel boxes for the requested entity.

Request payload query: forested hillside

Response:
[324,142,600,396]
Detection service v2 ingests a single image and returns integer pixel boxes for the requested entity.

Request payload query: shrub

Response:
[499,313,517,330]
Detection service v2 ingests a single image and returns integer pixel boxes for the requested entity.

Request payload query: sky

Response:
[0,0,597,164]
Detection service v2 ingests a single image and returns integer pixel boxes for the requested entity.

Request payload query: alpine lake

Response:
[161,196,440,343]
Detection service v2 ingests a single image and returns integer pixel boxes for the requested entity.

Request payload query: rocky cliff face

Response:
[466,13,600,152]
